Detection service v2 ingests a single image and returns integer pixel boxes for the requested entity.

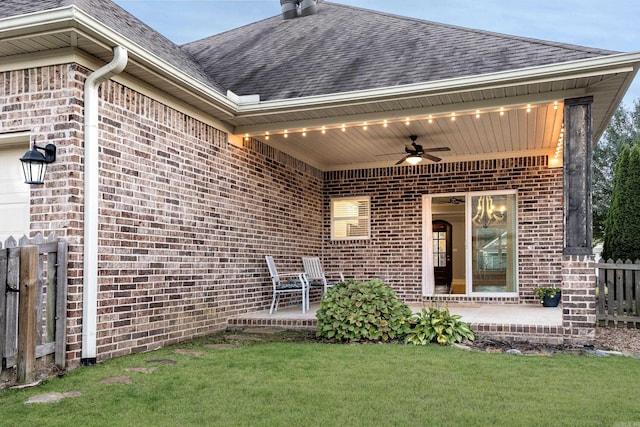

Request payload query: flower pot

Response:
[542,291,561,307]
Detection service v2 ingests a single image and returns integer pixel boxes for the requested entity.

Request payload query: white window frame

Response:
[330,196,371,241]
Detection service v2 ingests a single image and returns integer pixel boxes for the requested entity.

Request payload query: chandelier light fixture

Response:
[472,195,506,228]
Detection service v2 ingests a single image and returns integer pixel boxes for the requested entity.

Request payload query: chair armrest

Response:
[325,272,345,281]
[273,272,309,286]
[276,272,306,278]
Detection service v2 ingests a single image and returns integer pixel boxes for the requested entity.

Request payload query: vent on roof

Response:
[281,0,318,20]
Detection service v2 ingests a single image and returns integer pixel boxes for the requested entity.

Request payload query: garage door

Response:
[0,146,30,243]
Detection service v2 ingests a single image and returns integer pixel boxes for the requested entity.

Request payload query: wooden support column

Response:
[17,245,38,384]
[562,97,596,345]
[563,96,594,256]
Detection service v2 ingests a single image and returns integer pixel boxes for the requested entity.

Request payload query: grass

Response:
[2,331,640,426]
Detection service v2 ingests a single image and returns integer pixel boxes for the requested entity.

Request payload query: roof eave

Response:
[0,6,239,119]
[235,52,640,116]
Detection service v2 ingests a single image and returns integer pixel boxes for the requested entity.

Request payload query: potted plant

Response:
[532,287,562,307]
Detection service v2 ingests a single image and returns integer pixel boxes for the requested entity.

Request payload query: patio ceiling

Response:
[1,8,638,171]
[230,66,633,170]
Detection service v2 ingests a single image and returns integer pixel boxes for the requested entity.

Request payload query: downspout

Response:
[82,46,128,366]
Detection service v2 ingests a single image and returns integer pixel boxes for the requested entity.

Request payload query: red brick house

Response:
[0,1,638,366]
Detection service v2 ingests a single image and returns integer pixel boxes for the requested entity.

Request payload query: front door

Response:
[432,220,452,293]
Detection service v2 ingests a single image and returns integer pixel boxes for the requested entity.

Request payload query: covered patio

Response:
[229,303,564,344]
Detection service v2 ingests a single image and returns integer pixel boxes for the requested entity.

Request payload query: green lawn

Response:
[2,333,640,426]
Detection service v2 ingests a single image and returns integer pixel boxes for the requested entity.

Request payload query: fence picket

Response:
[4,247,20,367]
[597,266,606,319]
[0,249,7,367]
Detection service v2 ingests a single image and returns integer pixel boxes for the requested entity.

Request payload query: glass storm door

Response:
[469,193,517,293]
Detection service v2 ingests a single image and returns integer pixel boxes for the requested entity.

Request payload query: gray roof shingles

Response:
[1,0,620,102]
[183,2,618,101]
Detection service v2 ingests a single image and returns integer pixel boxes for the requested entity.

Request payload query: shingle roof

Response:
[183,2,619,101]
[0,0,226,94]
[1,0,621,103]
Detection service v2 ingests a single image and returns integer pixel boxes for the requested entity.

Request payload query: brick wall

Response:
[1,65,323,365]
[0,63,581,361]
[91,79,323,361]
[323,157,564,303]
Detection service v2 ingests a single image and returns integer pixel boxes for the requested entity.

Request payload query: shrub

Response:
[603,144,640,260]
[316,279,412,342]
[405,307,475,346]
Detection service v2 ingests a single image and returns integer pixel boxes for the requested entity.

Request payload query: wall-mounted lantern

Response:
[20,143,56,185]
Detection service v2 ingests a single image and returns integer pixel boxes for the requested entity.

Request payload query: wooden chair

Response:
[265,256,308,314]
[302,257,345,296]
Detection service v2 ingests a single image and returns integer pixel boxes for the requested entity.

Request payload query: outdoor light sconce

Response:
[20,143,57,185]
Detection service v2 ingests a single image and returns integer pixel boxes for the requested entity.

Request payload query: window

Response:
[433,230,447,267]
[331,197,370,240]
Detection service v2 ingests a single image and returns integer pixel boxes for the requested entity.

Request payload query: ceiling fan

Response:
[394,135,450,165]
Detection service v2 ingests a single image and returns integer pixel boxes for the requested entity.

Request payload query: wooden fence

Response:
[0,233,67,384]
[596,258,640,327]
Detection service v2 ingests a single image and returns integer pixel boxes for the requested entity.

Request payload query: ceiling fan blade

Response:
[376,152,405,157]
[421,153,442,162]
[422,147,451,153]
[395,155,411,165]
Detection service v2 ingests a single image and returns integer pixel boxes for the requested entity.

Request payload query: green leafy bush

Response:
[316,279,412,342]
[405,307,475,345]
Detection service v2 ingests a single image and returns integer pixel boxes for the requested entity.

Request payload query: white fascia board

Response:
[235,52,640,116]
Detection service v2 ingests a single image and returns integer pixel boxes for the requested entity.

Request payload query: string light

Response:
[551,122,564,166]
[252,101,561,139]
[244,133,249,141]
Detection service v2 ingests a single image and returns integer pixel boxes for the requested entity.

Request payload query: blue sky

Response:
[112,0,640,105]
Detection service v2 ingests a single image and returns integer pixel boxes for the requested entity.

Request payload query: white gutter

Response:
[82,46,128,366]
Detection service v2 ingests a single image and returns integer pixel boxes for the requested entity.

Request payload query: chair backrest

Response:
[302,257,325,281]
[265,256,279,282]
